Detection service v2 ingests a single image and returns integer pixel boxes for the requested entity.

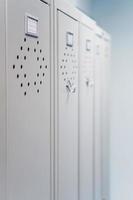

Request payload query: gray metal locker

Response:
[94,25,104,200]
[101,31,111,200]
[0,0,6,199]
[79,17,95,200]
[0,0,52,199]
[54,3,79,200]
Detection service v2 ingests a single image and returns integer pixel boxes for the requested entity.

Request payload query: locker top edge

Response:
[40,0,51,5]
[95,25,104,38]
[96,24,111,40]
[54,0,96,27]
[54,0,80,21]
[78,9,96,31]
[103,30,111,42]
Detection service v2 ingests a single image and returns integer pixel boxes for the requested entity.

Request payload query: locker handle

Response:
[72,87,76,93]
[66,80,76,93]
[66,80,72,93]
[86,78,90,87]
[85,78,94,87]
[66,84,71,93]
[90,80,94,87]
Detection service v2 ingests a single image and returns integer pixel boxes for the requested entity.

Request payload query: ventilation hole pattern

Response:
[59,45,78,93]
[11,37,48,96]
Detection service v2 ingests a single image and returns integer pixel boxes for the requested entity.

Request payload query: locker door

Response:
[101,36,111,200]
[7,0,51,200]
[94,31,103,200]
[57,11,79,200]
[0,1,6,199]
[79,23,94,200]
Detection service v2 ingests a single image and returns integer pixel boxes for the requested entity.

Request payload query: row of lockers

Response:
[0,0,111,200]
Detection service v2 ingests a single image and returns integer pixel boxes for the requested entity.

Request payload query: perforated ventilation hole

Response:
[11,37,49,96]
[60,47,78,90]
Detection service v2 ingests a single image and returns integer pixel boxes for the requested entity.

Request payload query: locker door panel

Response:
[94,33,103,200]
[0,1,6,199]
[7,1,51,200]
[101,38,111,200]
[57,11,79,200]
[79,24,94,200]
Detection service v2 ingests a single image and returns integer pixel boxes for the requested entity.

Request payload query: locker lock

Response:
[66,80,76,93]
[85,78,94,88]
[86,78,90,87]
[66,80,71,93]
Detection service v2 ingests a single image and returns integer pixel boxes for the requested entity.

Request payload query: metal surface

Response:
[0,0,111,199]
[56,10,79,200]
[94,26,104,200]
[101,32,111,200]
[5,0,51,199]
[0,0,6,199]
[79,22,95,200]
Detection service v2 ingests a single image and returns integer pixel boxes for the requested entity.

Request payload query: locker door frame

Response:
[78,13,96,200]
[0,0,6,199]
[53,1,80,200]
[7,0,52,199]
[0,0,54,200]
[50,1,54,200]
[94,25,104,200]
[101,31,111,200]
